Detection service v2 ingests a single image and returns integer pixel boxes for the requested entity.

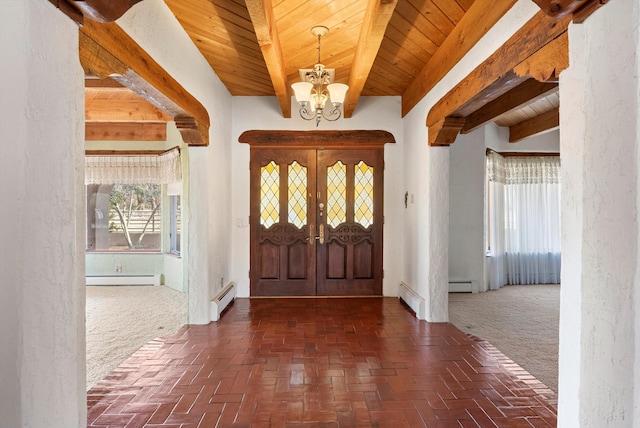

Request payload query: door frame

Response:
[239,130,395,150]
[239,130,396,296]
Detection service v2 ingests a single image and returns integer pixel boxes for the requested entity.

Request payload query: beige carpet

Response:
[448,284,560,392]
[86,285,187,390]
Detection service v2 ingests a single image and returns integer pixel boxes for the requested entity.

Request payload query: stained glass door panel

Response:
[250,147,383,296]
[250,149,317,296]
[316,149,384,296]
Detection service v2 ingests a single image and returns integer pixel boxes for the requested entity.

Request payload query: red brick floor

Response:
[87,298,557,427]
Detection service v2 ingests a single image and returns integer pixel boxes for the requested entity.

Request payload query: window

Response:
[486,151,561,288]
[169,195,181,255]
[86,183,162,252]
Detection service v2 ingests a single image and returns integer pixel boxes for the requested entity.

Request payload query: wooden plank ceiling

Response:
[86,0,561,142]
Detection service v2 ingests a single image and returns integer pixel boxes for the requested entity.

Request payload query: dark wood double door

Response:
[250,147,384,296]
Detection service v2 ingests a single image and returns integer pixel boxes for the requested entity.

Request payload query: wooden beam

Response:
[436,70,531,128]
[79,18,210,146]
[487,148,560,157]
[426,11,571,146]
[85,122,167,141]
[85,97,174,121]
[427,12,570,128]
[86,146,180,156]
[343,0,398,118]
[245,0,291,118]
[48,0,84,24]
[428,117,466,146]
[86,149,166,155]
[514,31,569,82]
[509,108,559,142]
[531,0,604,18]
[85,77,124,88]
[573,0,608,23]
[461,79,557,133]
[239,130,395,148]
[402,0,517,117]
[72,0,142,22]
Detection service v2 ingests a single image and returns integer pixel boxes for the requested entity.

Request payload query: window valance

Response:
[487,150,560,185]
[85,147,181,185]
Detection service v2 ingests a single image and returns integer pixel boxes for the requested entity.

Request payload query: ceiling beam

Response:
[79,18,210,146]
[85,122,167,141]
[85,77,124,88]
[530,0,606,19]
[343,0,398,118]
[245,0,291,118]
[428,117,466,147]
[461,79,557,134]
[509,108,559,143]
[514,31,569,82]
[573,0,608,23]
[401,0,517,117]
[426,10,571,146]
[48,0,142,24]
[85,97,174,121]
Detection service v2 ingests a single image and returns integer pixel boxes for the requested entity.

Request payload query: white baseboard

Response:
[86,274,160,286]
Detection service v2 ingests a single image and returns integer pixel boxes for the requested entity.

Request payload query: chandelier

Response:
[291,26,349,126]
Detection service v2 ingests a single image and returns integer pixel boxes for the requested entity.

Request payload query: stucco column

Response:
[0,1,86,427]
[558,0,640,426]
[425,147,450,322]
[187,150,212,324]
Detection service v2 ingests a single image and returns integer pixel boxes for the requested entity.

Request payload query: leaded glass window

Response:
[288,161,307,228]
[327,161,347,228]
[354,161,374,228]
[260,161,279,227]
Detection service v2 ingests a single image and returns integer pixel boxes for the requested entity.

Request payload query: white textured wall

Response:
[0,1,86,426]
[486,125,559,153]
[401,0,539,320]
[559,0,640,425]
[118,0,232,323]
[449,127,486,291]
[86,253,164,275]
[230,96,404,297]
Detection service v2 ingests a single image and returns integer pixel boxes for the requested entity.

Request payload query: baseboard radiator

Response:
[449,280,478,293]
[398,282,425,319]
[211,282,237,322]
[86,274,160,286]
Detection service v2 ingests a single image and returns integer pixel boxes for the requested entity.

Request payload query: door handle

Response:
[308,223,315,245]
[308,223,325,244]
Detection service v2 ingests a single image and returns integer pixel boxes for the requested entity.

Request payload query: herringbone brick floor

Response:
[87,298,557,427]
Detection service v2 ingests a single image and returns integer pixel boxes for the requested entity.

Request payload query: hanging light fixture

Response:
[291,26,349,127]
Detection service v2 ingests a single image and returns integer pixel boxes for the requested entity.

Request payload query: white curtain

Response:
[487,151,561,289]
[85,147,181,185]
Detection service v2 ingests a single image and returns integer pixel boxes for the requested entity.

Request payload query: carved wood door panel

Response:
[250,147,383,296]
[250,149,317,296]
[316,149,383,296]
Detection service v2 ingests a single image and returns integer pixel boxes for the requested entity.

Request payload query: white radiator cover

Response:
[211,282,236,321]
[448,280,478,293]
[398,282,425,319]
[86,274,160,286]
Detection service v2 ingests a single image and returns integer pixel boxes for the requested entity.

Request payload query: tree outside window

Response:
[87,183,162,252]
